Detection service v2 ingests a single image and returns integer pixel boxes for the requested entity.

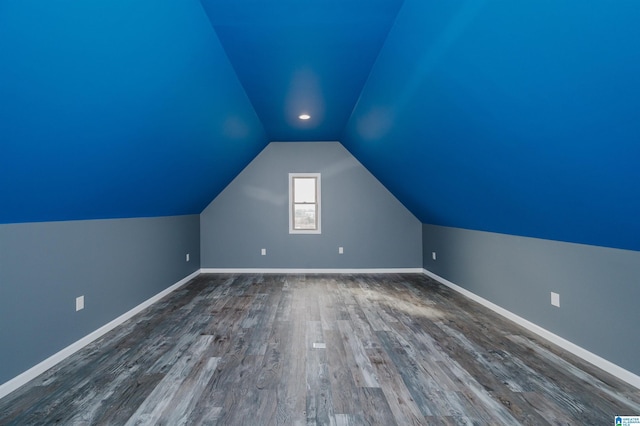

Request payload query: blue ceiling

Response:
[1,0,639,251]
[0,0,267,223]
[342,0,640,251]
[201,0,404,141]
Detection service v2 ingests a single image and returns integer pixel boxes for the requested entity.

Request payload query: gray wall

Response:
[201,142,422,269]
[423,223,640,376]
[0,215,200,384]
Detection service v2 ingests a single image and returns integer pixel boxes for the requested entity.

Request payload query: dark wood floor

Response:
[1,274,639,425]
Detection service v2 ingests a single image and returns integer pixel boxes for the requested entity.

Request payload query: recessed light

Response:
[299,114,311,120]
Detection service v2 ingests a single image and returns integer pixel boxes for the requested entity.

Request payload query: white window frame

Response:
[289,173,321,234]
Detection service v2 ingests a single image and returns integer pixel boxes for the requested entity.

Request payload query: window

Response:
[289,173,321,234]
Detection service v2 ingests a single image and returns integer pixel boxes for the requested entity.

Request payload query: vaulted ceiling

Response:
[201,0,404,141]
[1,0,639,251]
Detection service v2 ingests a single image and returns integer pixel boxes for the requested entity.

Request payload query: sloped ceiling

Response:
[1,0,639,251]
[342,0,640,251]
[0,0,267,223]
[201,0,404,141]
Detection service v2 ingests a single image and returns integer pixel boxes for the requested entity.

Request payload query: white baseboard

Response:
[422,268,640,390]
[0,270,200,400]
[200,268,424,274]
[8,266,634,400]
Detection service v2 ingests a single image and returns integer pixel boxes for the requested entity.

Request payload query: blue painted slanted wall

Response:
[0,0,267,224]
[343,0,640,252]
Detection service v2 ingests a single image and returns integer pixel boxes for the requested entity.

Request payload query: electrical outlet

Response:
[186,253,190,262]
[76,295,84,311]
[261,248,266,256]
[551,292,560,307]
[338,246,344,254]
[432,252,437,260]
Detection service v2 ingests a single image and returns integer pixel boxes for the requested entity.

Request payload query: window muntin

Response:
[289,173,321,234]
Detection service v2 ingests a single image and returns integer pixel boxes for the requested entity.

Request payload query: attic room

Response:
[1,0,639,423]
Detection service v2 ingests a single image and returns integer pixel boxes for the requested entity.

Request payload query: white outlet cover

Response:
[186,253,190,262]
[261,248,266,255]
[551,292,560,307]
[432,252,437,260]
[339,246,344,254]
[76,295,84,311]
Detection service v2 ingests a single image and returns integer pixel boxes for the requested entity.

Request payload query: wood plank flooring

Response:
[1,273,639,425]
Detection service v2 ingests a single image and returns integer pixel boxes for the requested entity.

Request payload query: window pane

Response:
[289,173,320,234]
[294,204,316,229]
[294,178,316,203]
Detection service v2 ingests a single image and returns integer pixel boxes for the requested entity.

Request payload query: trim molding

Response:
[0,270,200,400]
[8,267,635,399]
[422,268,640,390]
[201,268,424,274]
